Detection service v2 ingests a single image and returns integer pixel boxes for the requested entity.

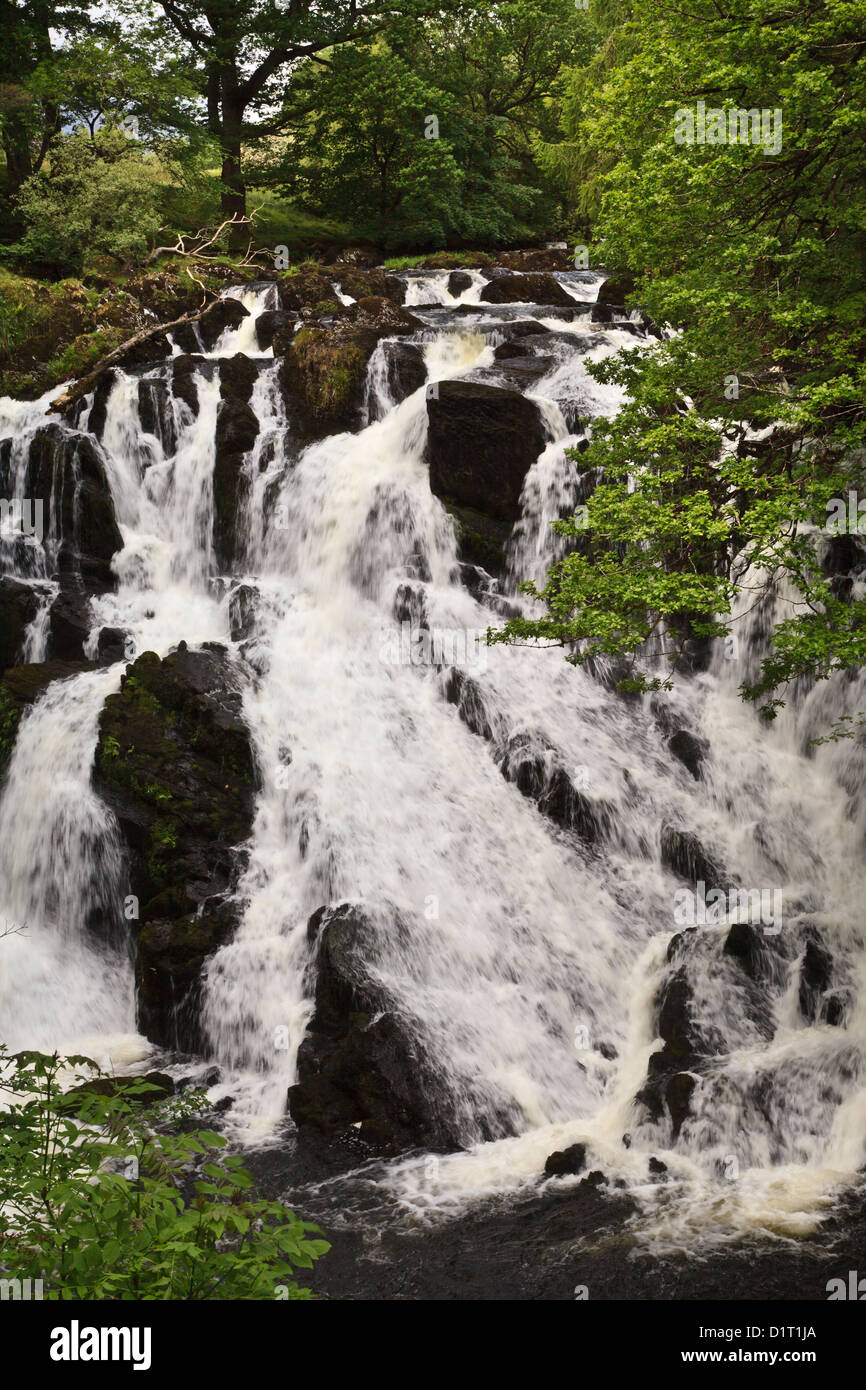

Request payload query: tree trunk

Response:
[220,78,247,225]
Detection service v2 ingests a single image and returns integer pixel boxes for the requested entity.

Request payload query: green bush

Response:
[0,1048,328,1299]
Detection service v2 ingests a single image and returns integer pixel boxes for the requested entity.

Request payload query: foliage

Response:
[498,0,866,713]
[10,127,165,274]
[0,1047,328,1299]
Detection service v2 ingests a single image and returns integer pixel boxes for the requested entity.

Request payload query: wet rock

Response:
[649,1156,668,1175]
[799,931,833,1022]
[596,273,636,305]
[254,310,296,350]
[87,369,118,440]
[171,321,201,355]
[448,271,474,297]
[288,902,466,1156]
[97,626,128,662]
[280,297,422,437]
[47,587,91,661]
[137,378,177,455]
[58,1070,175,1115]
[0,577,42,670]
[442,501,512,574]
[93,644,258,1051]
[196,296,249,352]
[213,398,258,569]
[723,921,766,980]
[377,340,427,405]
[219,352,258,404]
[172,355,200,415]
[668,728,707,780]
[660,825,723,886]
[24,425,123,592]
[480,273,575,307]
[498,731,613,846]
[277,269,342,313]
[544,1142,587,1177]
[0,659,96,777]
[426,380,547,523]
[443,667,497,742]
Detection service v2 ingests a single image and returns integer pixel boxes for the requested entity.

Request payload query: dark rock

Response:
[582,1170,607,1188]
[496,248,573,272]
[544,1142,587,1177]
[661,825,723,886]
[87,370,118,440]
[596,273,636,304]
[196,296,249,352]
[442,501,512,574]
[426,380,547,523]
[799,932,833,1022]
[24,425,123,592]
[723,921,766,980]
[375,340,427,406]
[137,378,177,455]
[172,355,201,415]
[255,310,296,350]
[0,577,42,670]
[448,271,474,297]
[648,1156,668,1175]
[48,587,91,661]
[92,645,257,1051]
[97,626,128,662]
[213,398,257,570]
[288,902,469,1157]
[668,728,707,780]
[219,353,258,404]
[171,321,201,355]
[479,274,575,307]
[58,1070,175,1115]
[116,331,171,370]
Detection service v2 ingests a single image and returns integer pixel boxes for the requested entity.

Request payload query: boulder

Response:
[137,378,177,455]
[496,249,574,272]
[196,296,249,352]
[479,274,575,307]
[219,352,258,405]
[92,644,258,1051]
[288,902,465,1156]
[96,626,128,662]
[596,273,636,305]
[376,340,427,405]
[280,298,423,438]
[448,271,474,297]
[426,380,547,523]
[47,587,91,661]
[172,355,201,415]
[213,397,258,570]
[668,728,707,780]
[23,425,123,592]
[0,577,42,670]
[798,931,833,1022]
[660,825,723,887]
[544,1142,587,1177]
[254,310,297,351]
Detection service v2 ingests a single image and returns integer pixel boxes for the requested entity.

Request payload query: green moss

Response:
[0,684,22,779]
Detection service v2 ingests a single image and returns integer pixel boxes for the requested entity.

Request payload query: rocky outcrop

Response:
[196,296,249,352]
[479,273,575,307]
[93,644,257,1052]
[288,902,465,1157]
[544,1142,587,1177]
[213,360,259,570]
[15,425,123,592]
[596,272,636,305]
[426,380,547,523]
[0,577,43,670]
[660,825,723,886]
[254,310,297,350]
[280,297,422,438]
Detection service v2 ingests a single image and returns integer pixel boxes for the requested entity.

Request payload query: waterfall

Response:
[1,267,865,1247]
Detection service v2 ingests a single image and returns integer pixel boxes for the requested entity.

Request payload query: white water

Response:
[1,271,865,1247]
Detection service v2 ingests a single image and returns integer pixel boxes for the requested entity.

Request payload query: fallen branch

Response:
[48,304,213,415]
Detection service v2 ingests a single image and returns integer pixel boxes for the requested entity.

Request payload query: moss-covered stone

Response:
[93,643,258,1051]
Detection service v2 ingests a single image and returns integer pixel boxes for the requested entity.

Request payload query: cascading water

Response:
[1,266,865,1253]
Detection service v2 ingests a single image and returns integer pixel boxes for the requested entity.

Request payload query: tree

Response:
[11,126,165,274]
[141,0,456,219]
[497,0,866,719]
